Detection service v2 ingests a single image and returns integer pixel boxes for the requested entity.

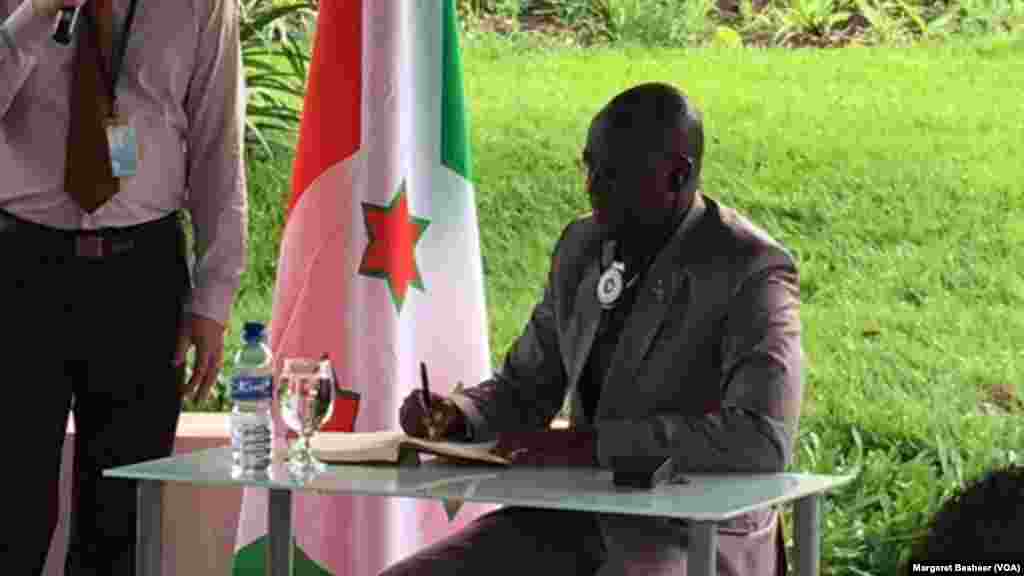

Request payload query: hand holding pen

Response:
[398,362,468,441]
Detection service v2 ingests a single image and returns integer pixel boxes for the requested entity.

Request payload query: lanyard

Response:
[82,0,140,115]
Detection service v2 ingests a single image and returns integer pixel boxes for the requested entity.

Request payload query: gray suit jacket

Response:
[451,192,803,575]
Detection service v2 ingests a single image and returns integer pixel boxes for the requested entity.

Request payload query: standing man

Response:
[387,82,802,575]
[1,0,246,573]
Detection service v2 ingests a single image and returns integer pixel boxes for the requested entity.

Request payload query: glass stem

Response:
[301,432,313,461]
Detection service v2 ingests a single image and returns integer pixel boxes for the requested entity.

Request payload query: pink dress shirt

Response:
[1,0,247,325]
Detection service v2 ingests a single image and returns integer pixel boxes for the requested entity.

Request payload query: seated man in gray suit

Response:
[382,82,803,576]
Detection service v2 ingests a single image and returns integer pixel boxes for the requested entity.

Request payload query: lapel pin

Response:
[652,279,665,302]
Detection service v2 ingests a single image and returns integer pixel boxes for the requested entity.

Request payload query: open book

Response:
[310,430,510,466]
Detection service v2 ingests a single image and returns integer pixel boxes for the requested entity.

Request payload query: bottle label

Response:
[233,423,272,439]
[232,420,272,470]
[231,374,272,401]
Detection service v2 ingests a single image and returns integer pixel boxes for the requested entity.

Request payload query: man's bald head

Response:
[584,82,703,182]
[583,83,704,250]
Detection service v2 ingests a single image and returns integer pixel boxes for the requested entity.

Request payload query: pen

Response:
[420,361,433,432]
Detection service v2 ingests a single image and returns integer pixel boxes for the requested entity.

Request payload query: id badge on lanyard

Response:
[105,116,138,178]
[87,0,141,178]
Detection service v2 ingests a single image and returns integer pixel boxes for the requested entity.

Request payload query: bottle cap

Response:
[242,322,265,342]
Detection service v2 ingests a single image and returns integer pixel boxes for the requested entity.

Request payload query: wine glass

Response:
[278,356,336,473]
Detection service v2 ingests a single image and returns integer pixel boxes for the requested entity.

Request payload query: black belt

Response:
[0,209,180,259]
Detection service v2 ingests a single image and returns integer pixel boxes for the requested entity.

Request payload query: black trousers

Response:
[0,209,189,575]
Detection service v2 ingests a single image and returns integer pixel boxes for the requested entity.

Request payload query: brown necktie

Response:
[64,0,119,213]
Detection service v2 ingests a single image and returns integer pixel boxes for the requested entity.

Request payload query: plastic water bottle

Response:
[230,321,274,476]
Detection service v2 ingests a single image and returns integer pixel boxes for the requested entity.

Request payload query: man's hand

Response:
[399,390,468,440]
[31,0,86,19]
[174,314,227,404]
[493,428,598,467]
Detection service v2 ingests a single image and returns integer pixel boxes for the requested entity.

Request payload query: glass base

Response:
[287,435,326,476]
[288,457,326,480]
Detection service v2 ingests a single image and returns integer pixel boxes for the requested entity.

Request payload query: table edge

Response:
[103,448,857,522]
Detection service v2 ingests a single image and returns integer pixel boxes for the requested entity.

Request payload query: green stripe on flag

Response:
[441,0,470,181]
[232,536,333,576]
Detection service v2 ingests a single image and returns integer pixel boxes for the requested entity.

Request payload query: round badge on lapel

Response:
[598,261,626,309]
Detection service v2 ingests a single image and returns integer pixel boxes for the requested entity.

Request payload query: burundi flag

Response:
[230,0,497,574]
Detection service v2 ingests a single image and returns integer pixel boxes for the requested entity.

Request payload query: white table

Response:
[105,446,853,575]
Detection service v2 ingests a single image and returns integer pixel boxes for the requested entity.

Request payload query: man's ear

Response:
[676,155,695,192]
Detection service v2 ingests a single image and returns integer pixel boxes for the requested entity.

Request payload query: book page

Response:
[311,431,509,465]
[311,430,407,462]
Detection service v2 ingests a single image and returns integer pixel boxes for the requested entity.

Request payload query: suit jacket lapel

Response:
[598,192,707,417]
[600,269,681,415]
[567,257,603,394]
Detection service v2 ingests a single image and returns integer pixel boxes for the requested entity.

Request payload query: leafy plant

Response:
[529,0,616,43]
[770,0,854,43]
[541,0,607,24]
[713,24,746,45]
[854,0,915,43]
[896,0,956,38]
[730,0,779,41]
[675,0,721,43]
[460,0,525,19]
[597,0,718,45]
[954,0,1024,34]
[484,0,1022,45]
[239,0,317,160]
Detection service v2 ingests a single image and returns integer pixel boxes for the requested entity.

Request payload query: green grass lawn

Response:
[207,32,1023,573]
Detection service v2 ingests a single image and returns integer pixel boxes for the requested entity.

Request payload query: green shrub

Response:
[240,0,315,160]
[468,0,1024,46]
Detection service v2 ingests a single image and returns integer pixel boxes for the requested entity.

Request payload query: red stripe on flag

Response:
[288,0,362,216]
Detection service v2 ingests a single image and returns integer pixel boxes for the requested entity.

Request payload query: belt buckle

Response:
[76,235,106,258]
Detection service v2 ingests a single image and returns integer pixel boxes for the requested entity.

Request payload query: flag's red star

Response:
[358,181,430,312]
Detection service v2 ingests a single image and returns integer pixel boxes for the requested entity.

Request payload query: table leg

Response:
[689,521,717,576]
[794,494,821,576]
[136,479,163,576]
[268,489,294,576]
